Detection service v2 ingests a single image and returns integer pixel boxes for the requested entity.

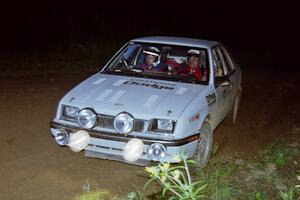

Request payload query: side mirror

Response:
[215,76,232,87]
[219,79,231,87]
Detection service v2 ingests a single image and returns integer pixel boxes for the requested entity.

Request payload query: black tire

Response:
[224,90,241,125]
[192,123,213,168]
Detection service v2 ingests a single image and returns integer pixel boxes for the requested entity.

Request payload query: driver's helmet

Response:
[143,46,161,67]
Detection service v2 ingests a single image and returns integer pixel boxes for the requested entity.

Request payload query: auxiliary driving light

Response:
[123,138,144,162]
[68,130,90,152]
[147,143,167,161]
[54,129,69,146]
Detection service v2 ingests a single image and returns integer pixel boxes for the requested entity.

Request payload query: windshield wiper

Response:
[106,67,144,76]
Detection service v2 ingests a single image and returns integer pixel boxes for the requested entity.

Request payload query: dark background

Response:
[1,1,299,68]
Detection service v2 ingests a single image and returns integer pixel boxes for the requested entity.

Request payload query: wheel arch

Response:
[200,114,212,132]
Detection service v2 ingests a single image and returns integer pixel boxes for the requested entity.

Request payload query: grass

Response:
[234,139,300,200]
[195,144,237,200]
[256,141,295,168]
[73,137,299,200]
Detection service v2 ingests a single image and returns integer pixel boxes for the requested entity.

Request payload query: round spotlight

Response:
[68,130,90,152]
[54,129,69,146]
[78,108,97,129]
[114,112,134,134]
[147,143,167,161]
[123,138,144,162]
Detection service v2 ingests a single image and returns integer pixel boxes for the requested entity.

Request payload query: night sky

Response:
[1,1,299,66]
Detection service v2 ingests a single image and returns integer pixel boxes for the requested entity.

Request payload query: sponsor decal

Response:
[123,79,175,90]
[189,113,200,122]
[206,93,216,106]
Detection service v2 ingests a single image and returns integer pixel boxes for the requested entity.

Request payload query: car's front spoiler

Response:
[84,149,151,166]
[50,121,199,147]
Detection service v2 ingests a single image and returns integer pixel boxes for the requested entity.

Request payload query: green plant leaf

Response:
[186,160,197,165]
[194,183,207,195]
[143,177,155,191]
[162,186,169,197]
[169,166,186,171]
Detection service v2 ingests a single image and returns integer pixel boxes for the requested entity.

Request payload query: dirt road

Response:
[0,66,299,199]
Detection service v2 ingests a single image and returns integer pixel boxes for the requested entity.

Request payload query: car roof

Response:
[131,36,219,49]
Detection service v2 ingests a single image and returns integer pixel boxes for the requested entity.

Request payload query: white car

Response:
[50,36,242,167]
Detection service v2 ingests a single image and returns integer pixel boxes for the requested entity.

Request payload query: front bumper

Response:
[50,121,199,166]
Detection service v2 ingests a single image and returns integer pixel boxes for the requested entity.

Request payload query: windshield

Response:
[103,42,209,84]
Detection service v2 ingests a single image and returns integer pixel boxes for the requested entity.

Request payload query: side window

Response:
[211,47,226,77]
[220,46,235,73]
[216,47,230,76]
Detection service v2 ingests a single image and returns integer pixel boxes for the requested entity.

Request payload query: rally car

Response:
[50,36,242,167]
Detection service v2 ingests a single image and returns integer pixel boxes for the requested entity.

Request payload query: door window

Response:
[212,47,226,77]
[212,46,235,78]
[220,46,235,74]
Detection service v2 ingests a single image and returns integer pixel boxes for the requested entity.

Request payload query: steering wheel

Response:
[177,70,196,80]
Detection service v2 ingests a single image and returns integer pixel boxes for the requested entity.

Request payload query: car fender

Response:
[174,87,212,139]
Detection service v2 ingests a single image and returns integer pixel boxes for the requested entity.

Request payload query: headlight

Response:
[114,112,134,134]
[62,105,80,122]
[149,119,175,133]
[78,108,97,129]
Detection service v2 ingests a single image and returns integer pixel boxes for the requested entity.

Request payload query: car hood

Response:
[61,73,206,119]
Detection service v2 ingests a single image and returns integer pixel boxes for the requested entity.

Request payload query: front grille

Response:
[97,114,144,132]
[133,119,144,132]
[97,114,114,129]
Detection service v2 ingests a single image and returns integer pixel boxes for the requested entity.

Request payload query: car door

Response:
[211,46,236,124]
[219,45,240,115]
[219,45,239,96]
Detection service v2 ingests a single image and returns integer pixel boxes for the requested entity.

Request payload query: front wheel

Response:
[192,123,213,168]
